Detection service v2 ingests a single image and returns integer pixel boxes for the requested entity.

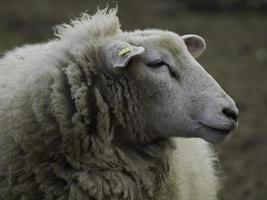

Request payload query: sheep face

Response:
[103,30,238,144]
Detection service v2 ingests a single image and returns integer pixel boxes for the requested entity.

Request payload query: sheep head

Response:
[98,30,239,144]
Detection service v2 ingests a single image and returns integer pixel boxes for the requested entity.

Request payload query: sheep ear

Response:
[106,41,145,69]
[181,34,206,58]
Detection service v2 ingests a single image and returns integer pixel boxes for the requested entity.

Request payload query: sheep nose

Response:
[222,107,239,122]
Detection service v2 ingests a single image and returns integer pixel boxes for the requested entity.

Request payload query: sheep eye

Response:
[146,61,178,79]
[146,61,170,69]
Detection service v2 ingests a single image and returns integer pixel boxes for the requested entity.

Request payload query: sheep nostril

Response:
[222,107,238,121]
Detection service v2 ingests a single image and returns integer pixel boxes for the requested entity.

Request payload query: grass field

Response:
[0,1,267,199]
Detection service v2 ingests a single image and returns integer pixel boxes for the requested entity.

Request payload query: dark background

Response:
[0,0,266,199]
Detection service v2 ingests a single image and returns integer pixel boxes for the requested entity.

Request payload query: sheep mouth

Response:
[199,123,233,135]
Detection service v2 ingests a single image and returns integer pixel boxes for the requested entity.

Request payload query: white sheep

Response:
[0,8,238,200]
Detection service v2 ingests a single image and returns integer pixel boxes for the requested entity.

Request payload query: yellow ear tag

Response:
[119,47,132,56]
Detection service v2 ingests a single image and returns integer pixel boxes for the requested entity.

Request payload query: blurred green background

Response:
[0,0,266,199]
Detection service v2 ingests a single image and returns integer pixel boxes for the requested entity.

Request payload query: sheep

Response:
[0,8,239,200]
